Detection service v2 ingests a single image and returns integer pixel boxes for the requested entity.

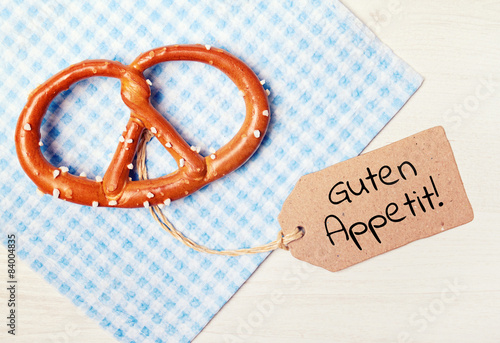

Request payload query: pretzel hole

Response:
[131,134,177,181]
[41,77,130,180]
[143,60,245,161]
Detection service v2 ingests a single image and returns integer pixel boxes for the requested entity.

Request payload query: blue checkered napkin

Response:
[0,1,422,342]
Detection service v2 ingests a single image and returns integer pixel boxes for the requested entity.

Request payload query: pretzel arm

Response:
[130,104,206,180]
[102,117,144,199]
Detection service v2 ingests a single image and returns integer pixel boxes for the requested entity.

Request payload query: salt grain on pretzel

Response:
[190,145,201,153]
[15,44,270,208]
[53,170,60,179]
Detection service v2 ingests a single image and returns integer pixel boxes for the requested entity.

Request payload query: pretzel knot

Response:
[15,44,270,208]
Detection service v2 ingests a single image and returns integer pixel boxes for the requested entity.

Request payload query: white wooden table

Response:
[2,1,499,342]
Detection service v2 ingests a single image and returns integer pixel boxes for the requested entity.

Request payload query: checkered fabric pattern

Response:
[0,1,422,342]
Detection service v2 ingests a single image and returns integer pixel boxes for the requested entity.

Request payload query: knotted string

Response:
[136,130,303,256]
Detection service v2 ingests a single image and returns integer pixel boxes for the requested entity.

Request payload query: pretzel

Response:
[15,44,270,208]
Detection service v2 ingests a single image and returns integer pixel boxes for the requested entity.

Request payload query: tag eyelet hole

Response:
[296,226,306,237]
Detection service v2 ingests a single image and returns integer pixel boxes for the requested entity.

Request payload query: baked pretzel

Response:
[15,44,270,208]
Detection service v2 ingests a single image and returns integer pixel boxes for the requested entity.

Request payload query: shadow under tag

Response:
[278,126,473,272]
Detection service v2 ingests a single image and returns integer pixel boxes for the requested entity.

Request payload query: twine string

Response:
[136,130,303,256]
